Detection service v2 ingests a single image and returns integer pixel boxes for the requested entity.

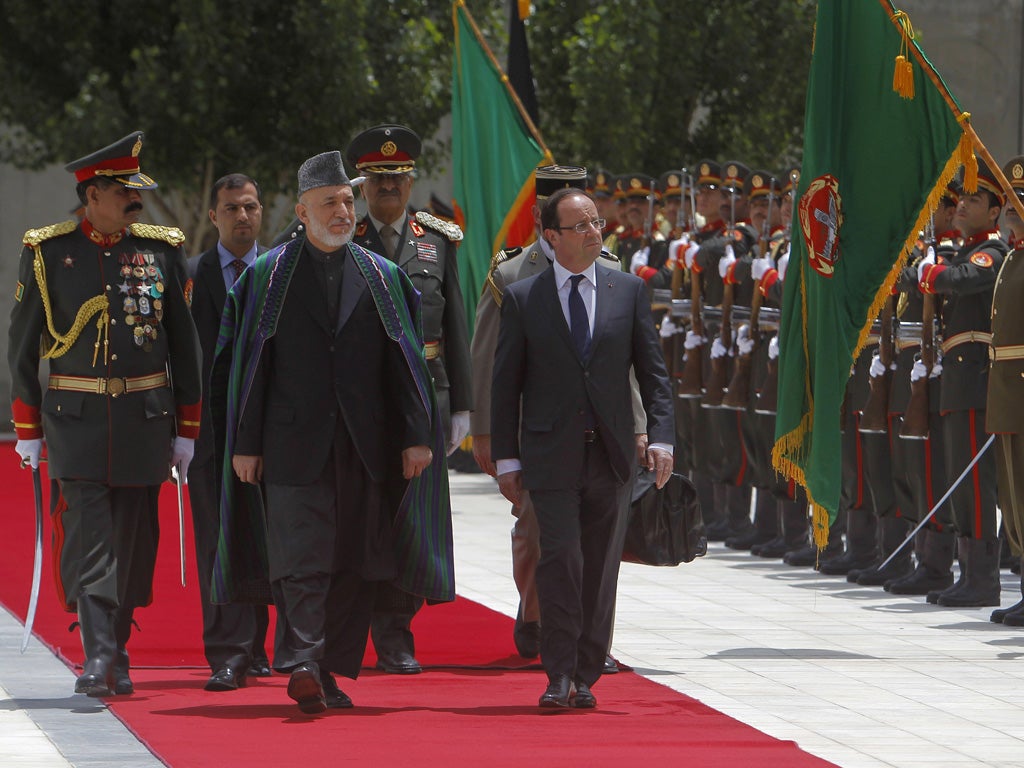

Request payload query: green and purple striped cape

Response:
[209,236,455,605]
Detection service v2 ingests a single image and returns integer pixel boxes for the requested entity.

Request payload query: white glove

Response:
[447,411,471,456]
[930,359,943,378]
[669,237,689,266]
[630,246,650,275]
[15,439,43,469]
[711,337,730,359]
[683,242,700,270]
[751,256,772,281]
[910,358,927,383]
[659,317,678,339]
[718,243,737,279]
[736,324,754,356]
[171,436,195,482]
[869,352,887,379]
[768,335,780,361]
[684,330,706,350]
[917,245,936,283]
[777,244,791,282]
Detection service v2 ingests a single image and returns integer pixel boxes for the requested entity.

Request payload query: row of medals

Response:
[118,253,165,351]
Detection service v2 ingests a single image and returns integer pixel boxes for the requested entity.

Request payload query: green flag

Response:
[773,0,972,545]
[451,0,551,327]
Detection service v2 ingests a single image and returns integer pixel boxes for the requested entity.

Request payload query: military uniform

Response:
[987,155,1024,624]
[346,124,472,673]
[8,131,201,697]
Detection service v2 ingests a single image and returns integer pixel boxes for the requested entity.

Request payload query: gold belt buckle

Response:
[106,377,126,397]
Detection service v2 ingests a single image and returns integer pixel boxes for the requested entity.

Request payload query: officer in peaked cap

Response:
[592,168,619,238]
[345,124,472,675]
[988,155,1024,623]
[912,156,1008,608]
[658,171,685,238]
[611,173,660,273]
[9,131,202,698]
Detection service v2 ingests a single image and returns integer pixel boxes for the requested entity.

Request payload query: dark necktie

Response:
[230,258,247,283]
[380,225,398,259]
[569,274,591,358]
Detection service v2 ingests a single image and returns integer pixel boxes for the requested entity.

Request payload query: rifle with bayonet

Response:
[859,295,895,433]
[724,178,776,410]
[900,222,937,439]
[677,170,705,398]
[701,182,738,408]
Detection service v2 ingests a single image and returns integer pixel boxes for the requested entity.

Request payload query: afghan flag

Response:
[451,0,552,326]
[773,0,978,546]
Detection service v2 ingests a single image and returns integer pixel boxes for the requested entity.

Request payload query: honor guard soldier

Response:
[988,155,1024,624]
[8,131,202,697]
[614,173,660,274]
[916,159,1007,607]
[345,124,472,674]
[593,168,619,239]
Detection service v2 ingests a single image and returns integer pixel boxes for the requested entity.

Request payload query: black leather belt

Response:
[583,429,598,443]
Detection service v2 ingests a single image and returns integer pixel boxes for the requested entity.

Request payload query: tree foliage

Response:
[0,0,814,246]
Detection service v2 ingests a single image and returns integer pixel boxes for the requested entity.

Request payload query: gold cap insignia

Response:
[131,137,142,157]
[668,174,679,187]
[752,174,763,188]
[727,164,738,178]
[700,163,710,176]
[381,141,397,157]
[630,178,642,189]
[1014,163,1023,181]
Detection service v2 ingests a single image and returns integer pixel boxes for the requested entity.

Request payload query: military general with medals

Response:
[346,124,472,674]
[8,131,202,698]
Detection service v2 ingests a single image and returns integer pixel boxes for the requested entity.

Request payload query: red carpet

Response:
[0,441,837,767]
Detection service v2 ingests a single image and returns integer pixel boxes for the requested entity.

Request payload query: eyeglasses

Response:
[555,218,606,234]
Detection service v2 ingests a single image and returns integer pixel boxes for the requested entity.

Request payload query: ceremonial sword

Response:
[20,457,44,654]
[173,462,187,587]
[876,433,996,570]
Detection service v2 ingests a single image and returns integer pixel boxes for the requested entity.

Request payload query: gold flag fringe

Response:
[957,113,978,192]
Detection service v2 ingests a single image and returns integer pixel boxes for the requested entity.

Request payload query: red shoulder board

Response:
[409,218,425,237]
[970,252,994,268]
[355,220,368,238]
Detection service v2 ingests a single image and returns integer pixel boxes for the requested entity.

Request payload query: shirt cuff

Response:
[496,458,522,476]
[648,442,674,456]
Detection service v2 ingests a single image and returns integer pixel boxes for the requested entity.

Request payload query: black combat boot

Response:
[926,535,968,604]
[727,490,776,550]
[113,609,136,695]
[887,528,955,595]
[938,537,1002,607]
[74,595,117,697]
[992,559,1024,623]
[856,516,914,586]
[819,507,878,575]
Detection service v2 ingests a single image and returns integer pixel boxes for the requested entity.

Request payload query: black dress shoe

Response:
[248,658,272,677]
[539,675,573,708]
[205,666,248,692]
[572,680,597,709]
[75,662,115,698]
[320,670,353,709]
[513,612,541,659]
[375,649,422,674]
[603,655,619,674]
[288,662,326,714]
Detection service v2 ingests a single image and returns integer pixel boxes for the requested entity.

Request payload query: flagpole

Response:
[453,0,551,160]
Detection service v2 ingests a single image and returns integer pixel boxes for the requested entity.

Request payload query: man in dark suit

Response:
[226,151,438,714]
[491,187,674,710]
[187,173,271,691]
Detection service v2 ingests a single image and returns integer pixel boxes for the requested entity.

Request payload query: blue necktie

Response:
[569,274,591,358]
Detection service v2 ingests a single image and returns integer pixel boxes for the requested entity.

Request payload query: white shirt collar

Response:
[551,258,597,290]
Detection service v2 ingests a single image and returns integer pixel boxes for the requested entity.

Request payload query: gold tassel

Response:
[518,0,530,20]
[891,11,916,99]
[957,113,977,192]
[811,505,831,550]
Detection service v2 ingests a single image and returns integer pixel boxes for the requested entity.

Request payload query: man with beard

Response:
[9,131,202,697]
[213,151,453,713]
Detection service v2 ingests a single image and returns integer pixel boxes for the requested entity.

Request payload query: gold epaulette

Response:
[23,220,78,247]
[129,223,186,247]
[598,247,619,263]
[486,248,523,307]
[415,211,463,242]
